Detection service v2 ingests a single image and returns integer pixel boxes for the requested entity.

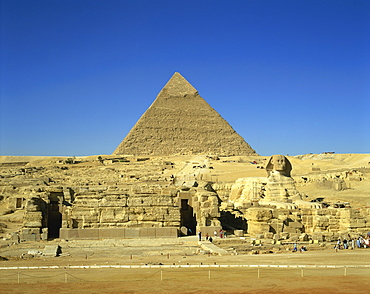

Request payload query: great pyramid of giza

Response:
[113,72,257,156]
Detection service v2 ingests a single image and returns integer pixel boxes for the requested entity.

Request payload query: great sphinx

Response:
[230,155,321,209]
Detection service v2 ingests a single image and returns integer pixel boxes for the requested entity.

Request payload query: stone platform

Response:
[60,227,178,240]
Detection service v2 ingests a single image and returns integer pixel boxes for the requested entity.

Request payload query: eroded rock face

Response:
[23,197,44,228]
[229,177,265,206]
[67,192,181,229]
[192,190,221,227]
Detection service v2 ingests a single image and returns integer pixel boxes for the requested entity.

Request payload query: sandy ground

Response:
[1,272,369,294]
[1,238,369,293]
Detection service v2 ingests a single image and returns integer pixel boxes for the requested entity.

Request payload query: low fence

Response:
[0,264,369,284]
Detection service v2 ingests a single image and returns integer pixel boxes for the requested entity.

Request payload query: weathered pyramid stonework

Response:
[113,72,257,156]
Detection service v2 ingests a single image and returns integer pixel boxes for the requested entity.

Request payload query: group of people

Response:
[293,243,307,252]
[215,229,226,239]
[197,229,227,242]
[335,236,370,251]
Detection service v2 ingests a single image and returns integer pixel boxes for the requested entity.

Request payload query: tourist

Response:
[336,238,341,250]
[364,238,370,248]
[205,233,209,241]
[219,229,223,238]
[198,231,202,241]
[343,238,348,249]
[209,237,213,243]
[300,246,307,252]
[214,230,217,238]
[356,237,362,248]
[293,243,298,252]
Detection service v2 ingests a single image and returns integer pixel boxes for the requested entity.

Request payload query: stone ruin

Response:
[3,177,222,241]
[225,155,370,242]
[2,153,368,244]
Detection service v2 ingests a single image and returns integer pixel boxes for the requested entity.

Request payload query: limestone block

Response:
[248,221,270,235]
[138,227,157,238]
[269,220,284,234]
[66,228,99,239]
[314,216,329,227]
[301,209,313,215]
[299,233,309,241]
[315,209,331,216]
[99,196,127,207]
[25,197,42,212]
[82,215,100,225]
[134,221,160,228]
[340,209,361,220]
[283,227,299,234]
[302,215,313,224]
[289,233,300,241]
[20,228,41,241]
[209,206,220,216]
[127,197,148,207]
[100,208,128,223]
[264,232,274,239]
[140,212,161,222]
[155,214,166,221]
[201,202,210,208]
[163,221,180,227]
[72,208,99,218]
[234,229,244,237]
[246,208,273,222]
[128,195,175,207]
[286,221,303,229]
[346,219,366,228]
[23,211,43,228]
[99,228,125,238]
[155,227,178,238]
[200,196,208,202]
[329,218,340,225]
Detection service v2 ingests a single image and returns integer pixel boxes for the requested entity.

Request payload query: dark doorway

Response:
[180,199,196,235]
[219,211,247,231]
[48,201,62,238]
[16,198,23,209]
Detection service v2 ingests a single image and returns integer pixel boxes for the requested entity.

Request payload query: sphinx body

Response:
[230,155,321,209]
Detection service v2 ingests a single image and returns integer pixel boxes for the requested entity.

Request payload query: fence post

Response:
[257,268,260,278]
[161,270,163,281]
[208,269,211,279]
[301,269,304,278]
[344,267,347,276]
[65,272,68,283]
[18,272,20,284]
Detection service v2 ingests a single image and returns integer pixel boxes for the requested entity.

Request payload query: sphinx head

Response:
[266,155,292,177]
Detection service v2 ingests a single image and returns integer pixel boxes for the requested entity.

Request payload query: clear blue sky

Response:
[1,0,369,156]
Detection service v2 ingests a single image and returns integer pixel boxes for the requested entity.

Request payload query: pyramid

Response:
[113,72,257,156]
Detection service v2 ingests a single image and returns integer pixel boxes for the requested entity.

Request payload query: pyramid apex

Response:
[160,72,198,97]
